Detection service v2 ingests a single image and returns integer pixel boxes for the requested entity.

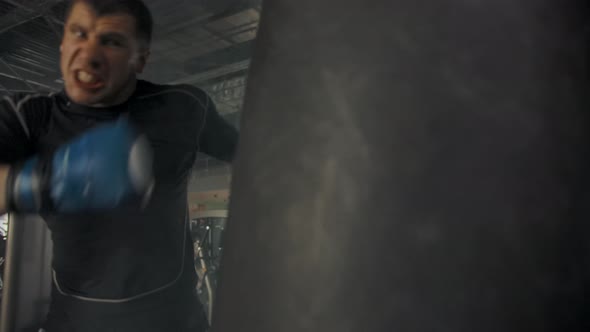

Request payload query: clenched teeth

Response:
[77,70,96,83]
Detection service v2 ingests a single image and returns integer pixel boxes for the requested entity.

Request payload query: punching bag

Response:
[215,0,590,331]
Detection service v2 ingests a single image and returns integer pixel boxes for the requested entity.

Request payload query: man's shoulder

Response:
[135,80,211,108]
[1,92,58,125]
[2,91,57,110]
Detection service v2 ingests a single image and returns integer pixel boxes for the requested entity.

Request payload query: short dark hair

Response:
[63,0,154,48]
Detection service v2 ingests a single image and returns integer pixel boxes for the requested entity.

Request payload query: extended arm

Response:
[198,96,239,163]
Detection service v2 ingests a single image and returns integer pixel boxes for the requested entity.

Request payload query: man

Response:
[0,0,238,330]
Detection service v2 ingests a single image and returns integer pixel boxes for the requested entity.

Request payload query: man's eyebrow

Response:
[100,32,126,38]
[99,32,129,42]
[68,23,85,31]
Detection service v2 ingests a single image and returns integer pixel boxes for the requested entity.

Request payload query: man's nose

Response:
[79,40,104,70]
[89,59,102,70]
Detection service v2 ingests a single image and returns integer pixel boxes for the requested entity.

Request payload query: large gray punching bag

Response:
[214,0,590,331]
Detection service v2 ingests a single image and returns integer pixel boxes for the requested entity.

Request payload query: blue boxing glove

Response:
[6,118,154,213]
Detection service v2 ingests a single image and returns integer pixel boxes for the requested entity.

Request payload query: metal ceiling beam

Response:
[3,63,44,77]
[0,88,37,94]
[160,2,255,36]
[0,0,64,36]
[43,15,62,38]
[2,0,65,26]
[201,25,236,46]
[0,57,37,92]
[152,22,256,65]
[221,19,259,36]
[184,40,253,74]
[0,71,57,91]
[9,30,57,53]
[0,82,9,94]
[169,59,250,85]
[4,53,57,73]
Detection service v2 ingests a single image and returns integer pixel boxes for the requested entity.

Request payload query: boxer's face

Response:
[60,2,149,107]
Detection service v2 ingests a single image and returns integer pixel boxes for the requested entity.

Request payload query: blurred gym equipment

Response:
[191,210,228,324]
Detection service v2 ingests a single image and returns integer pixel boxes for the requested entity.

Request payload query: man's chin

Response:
[66,88,108,106]
[65,80,135,107]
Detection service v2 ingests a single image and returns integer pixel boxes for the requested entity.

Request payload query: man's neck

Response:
[89,77,138,108]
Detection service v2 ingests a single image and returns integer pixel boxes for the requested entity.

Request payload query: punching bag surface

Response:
[215,1,590,331]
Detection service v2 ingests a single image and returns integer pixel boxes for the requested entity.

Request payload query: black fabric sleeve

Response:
[0,93,50,163]
[192,92,239,163]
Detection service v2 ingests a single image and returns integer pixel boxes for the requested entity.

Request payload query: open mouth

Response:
[73,70,105,90]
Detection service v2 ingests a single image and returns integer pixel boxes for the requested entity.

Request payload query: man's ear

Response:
[134,50,150,74]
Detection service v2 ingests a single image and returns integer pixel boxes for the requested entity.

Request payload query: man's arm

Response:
[0,94,153,214]
[198,95,239,163]
[0,93,50,214]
